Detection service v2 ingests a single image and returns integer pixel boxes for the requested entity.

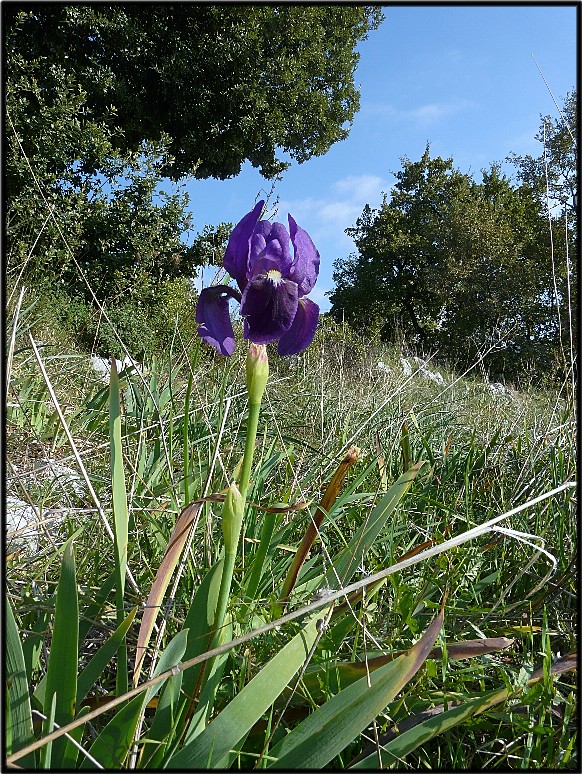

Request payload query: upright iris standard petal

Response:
[248,221,293,279]
[277,297,320,356]
[287,214,320,296]
[240,274,298,344]
[223,200,264,290]
[196,285,242,356]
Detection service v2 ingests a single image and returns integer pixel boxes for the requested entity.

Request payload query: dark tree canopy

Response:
[5,3,382,181]
[4,2,382,325]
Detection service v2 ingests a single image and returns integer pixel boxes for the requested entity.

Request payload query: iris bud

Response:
[221,482,244,555]
[246,343,269,405]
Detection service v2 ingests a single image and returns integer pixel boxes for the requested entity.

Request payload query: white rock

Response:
[89,354,142,383]
[400,357,413,377]
[35,458,86,499]
[120,355,142,373]
[377,361,391,374]
[421,368,445,385]
[488,382,511,396]
[89,355,114,383]
[6,497,39,553]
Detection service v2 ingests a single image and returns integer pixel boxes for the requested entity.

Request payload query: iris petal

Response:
[267,222,293,272]
[277,297,320,356]
[249,232,267,267]
[287,214,320,296]
[223,200,264,290]
[196,285,242,356]
[241,275,298,344]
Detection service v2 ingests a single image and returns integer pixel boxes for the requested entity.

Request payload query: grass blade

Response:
[280,446,361,606]
[42,537,79,769]
[349,652,577,768]
[6,597,35,765]
[166,610,332,769]
[323,461,424,589]
[81,628,189,769]
[76,607,138,707]
[109,357,130,696]
[266,605,444,769]
[293,636,515,699]
[349,688,510,768]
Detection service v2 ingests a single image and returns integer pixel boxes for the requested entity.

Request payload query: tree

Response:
[4,3,382,318]
[509,91,577,220]
[508,92,577,375]
[331,147,476,345]
[5,4,383,181]
[329,146,564,381]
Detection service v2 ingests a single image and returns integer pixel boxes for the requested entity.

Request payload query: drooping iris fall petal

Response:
[277,297,320,356]
[196,285,241,356]
[240,274,299,344]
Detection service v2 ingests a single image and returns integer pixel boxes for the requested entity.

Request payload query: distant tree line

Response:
[329,92,577,384]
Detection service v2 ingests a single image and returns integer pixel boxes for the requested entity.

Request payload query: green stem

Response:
[239,400,262,500]
[183,372,193,506]
[206,343,268,681]
[209,550,237,651]
[209,399,263,656]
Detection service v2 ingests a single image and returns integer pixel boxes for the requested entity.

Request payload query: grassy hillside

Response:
[6,287,577,769]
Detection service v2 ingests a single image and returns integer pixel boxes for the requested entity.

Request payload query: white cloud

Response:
[365,98,475,126]
[278,174,388,247]
[308,285,331,306]
[332,174,387,202]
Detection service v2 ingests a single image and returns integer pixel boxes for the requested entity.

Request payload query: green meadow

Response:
[6,300,576,769]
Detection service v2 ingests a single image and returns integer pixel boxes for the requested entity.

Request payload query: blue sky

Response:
[185,4,577,312]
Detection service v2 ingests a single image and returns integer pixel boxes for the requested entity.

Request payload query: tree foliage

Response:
[5,4,382,181]
[329,143,575,382]
[509,90,577,221]
[5,3,382,339]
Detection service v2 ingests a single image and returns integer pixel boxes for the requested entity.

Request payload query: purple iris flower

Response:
[196,200,320,357]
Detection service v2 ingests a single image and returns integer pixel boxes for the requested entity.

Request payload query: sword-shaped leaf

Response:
[6,598,35,765]
[42,537,78,769]
[166,610,332,769]
[266,605,443,769]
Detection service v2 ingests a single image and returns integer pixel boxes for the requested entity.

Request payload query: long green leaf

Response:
[293,636,515,701]
[182,613,233,745]
[350,651,578,767]
[266,606,443,769]
[40,692,57,769]
[78,570,116,644]
[110,357,130,696]
[32,573,117,709]
[143,558,225,767]
[349,687,509,768]
[76,607,137,706]
[183,371,193,505]
[323,461,424,589]
[6,598,35,764]
[22,604,52,694]
[42,536,79,769]
[166,610,332,769]
[81,628,189,769]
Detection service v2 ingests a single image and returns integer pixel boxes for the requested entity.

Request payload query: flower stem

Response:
[209,345,268,654]
[238,399,262,500]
